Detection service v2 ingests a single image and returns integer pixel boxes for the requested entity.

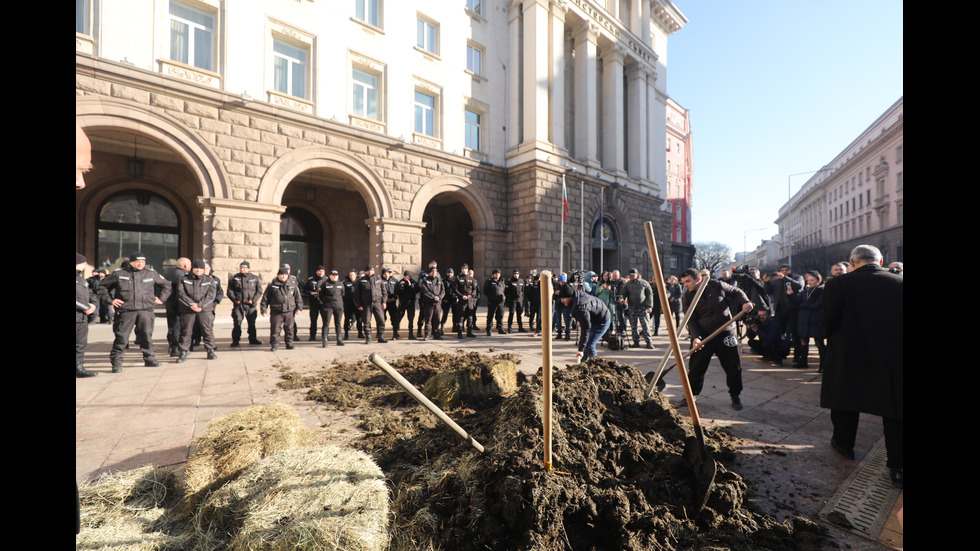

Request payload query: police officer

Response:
[395,270,419,340]
[525,271,542,336]
[353,265,388,344]
[100,251,171,372]
[306,265,327,341]
[505,269,527,333]
[484,269,507,335]
[165,257,191,357]
[342,269,362,340]
[382,268,400,337]
[440,268,457,336]
[453,264,479,339]
[191,261,223,349]
[419,265,445,340]
[77,253,98,377]
[228,261,263,346]
[261,267,303,351]
[176,259,218,362]
[317,270,345,347]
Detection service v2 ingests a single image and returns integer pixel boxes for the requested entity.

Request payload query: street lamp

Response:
[787,167,833,268]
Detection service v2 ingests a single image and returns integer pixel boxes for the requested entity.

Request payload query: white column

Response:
[641,0,651,46]
[523,0,550,146]
[507,1,522,149]
[574,22,599,165]
[549,0,567,150]
[630,0,642,35]
[601,44,625,175]
[647,70,666,193]
[626,63,647,181]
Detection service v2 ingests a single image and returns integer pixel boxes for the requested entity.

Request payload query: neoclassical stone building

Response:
[76,0,687,300]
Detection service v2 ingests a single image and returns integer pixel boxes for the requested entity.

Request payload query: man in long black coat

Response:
[820,244,903,489]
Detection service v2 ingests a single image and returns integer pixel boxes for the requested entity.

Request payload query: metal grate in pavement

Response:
[819,437,901,541]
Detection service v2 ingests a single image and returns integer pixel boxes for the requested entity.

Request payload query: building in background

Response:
[665,97,694,271]
[76,0,687,297]
[770,97,903,272]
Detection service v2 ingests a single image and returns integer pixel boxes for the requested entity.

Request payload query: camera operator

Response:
[745,307,790,366]
[731,266,770,337]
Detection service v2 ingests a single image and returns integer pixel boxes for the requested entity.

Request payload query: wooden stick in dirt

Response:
[369,353,484,453]
[539,270,554,472]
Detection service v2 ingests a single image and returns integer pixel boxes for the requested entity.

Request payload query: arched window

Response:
[592,219,619,273]
[280,207,323,284]
[96,190,180,273]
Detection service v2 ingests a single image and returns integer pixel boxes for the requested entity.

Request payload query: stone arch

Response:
[75,96,228,199]
[409,175,496,231]
[260,146,392,219]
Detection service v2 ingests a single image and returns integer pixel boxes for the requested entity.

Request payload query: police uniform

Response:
[419,268,445,339]
[353,266,388,344]
[317,271,346,346]
[176,260,218,361]
[260,270,303,350]
[228,262,263,345]
[395,272,419,339]
[100,252,171,372]
[453,265,479,338]
[342,271,362,339]
[505,270,526,332]
[484,271,507,335]
[306,267,327,340]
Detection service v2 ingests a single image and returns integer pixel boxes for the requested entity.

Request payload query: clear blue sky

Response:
[666,0,904,257]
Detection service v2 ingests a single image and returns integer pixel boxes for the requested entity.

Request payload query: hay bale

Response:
[184,403,315,495]
[197,446,390,551]
[422,358,517,409]
[75,466,191,550]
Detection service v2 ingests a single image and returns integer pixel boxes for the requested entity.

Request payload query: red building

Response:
[665,98,694,271]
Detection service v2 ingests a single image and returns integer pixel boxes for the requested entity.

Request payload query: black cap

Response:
[461,263,469,269]
[512,269,520,274]
[428,266,438,273]
[492,268,500,274]
[403,270,412,276]
[76,253,87,265]
[559,285,576,299]
[365,264,374,271]
[383,268,393,273]
[240,260,250,267]
[192,259,206,269]
[329,270,339,275]
[316,265,325,271]
[278,267,289,275]
[130,251,147,262]
[447,268,455,274]
[628,268,638,275]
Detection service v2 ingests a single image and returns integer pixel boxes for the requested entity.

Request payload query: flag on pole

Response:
[562,176,569,221]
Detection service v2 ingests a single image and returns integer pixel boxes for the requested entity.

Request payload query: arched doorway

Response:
[421,193,474,272]
[96,190,180,276]
[280,206,323,285]
[592,218,619,274]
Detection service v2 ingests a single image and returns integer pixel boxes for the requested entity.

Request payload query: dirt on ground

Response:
[278,352,826,551]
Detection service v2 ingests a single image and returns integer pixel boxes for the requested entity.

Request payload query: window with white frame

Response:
[76,0,90,34]
[464,108,482,151]
[352,67,381,120]
[466,43,483,76]
[355,0,381,28]
[466,0,483,16]
[273,38,308,99]
[416,16,438,54]
[169,1,215,71]
[414,90,437,136]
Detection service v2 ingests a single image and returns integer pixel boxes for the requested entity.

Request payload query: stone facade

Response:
[76,0,688,310]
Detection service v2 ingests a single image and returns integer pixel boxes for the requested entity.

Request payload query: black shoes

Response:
[377,335,388,343]
[731,396,743,411]
[271,345,279,351]
[830,437,855,460]
[645,342,654,350]
[175,352,188,363]
[145,359,161,367]
[76,365,98,378]
[248,338,262,345]
[207,350,217,360]
[336,337,344,346]
[285,344,295,350]
[111,364,123,373]
[169,346,179,357]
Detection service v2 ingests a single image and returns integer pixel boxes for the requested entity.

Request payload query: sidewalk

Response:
[76,314,902,550]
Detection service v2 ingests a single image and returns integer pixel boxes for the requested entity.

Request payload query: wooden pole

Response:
[539,270,554,471]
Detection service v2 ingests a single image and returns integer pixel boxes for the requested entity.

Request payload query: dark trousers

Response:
[507,301,524,330]
[527,302,540,332]
[166,304,180,348]
[111,310,157,366]
[270,309,296,346]
[179,311,215,352]
[486,300,504,330]
[831,410,904,470]
[687,333,743,397]
[309,300,323,336]
[396,301,416,336]
[421,302,441,337]
[76,318,88,366]
[361,303,385,337]
[344,301,362,337]
[320,304,344,340]
[232,303,258,343]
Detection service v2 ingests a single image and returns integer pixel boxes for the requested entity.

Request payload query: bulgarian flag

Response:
[562,175,568,221]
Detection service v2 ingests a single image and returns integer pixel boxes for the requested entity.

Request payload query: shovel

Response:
[656,311,746,380]
[644,221,716,512]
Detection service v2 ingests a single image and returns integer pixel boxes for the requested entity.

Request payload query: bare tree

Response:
[693,242,734,275]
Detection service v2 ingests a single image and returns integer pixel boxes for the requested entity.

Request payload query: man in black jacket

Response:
[453,264,479,338]
[395,271,419,340]
[318,270,346,347]
[306,266,327,341]
[680,268,754,410]
[505,269,526,333]
[353,265,387,344]
[820,244,903,488]
[559,285,610,363]
[261,267,303,351]
[100,251,171,372]
[165,257,191,357]
[419,266,445,340]
[484,269,506,335]
[176,260,218,362]
[228,261,263,346]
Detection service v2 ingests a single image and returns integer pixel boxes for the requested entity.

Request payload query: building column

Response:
[641,0,651,47]
[368,217,427,275]
[508,1,522,149]
[601,44,626,176]
[630,0,642,35]
[573,21,599,166]
[626,63,647,181]
[646,71,665,191]
[549,0,567,150]
[523,0,550,147]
